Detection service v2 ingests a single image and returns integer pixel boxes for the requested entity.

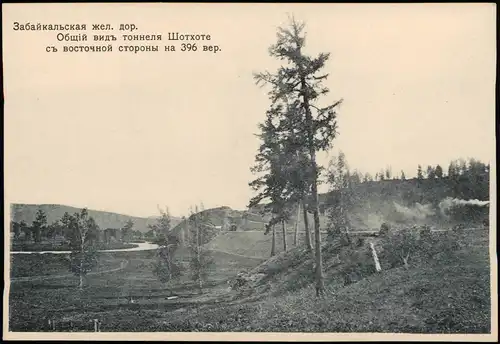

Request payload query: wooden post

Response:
[302,200,313,252]
[370,242,382,272]
[271,224,276,257]
[282,220,287,251]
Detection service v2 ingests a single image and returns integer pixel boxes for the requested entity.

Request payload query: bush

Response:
[381,227,465,269]
[354,237,365,248]
[379,222,391,236]
[339,246,376,286]
[426,231,463,263]
[381,228,419,268]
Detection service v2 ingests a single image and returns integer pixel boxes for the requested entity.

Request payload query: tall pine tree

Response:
[253,17,342,296]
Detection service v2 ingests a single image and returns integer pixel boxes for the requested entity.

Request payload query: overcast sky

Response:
[3,3,496,218]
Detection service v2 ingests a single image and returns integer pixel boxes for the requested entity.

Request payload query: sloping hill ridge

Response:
[10,175,489,236]
[10,204,183,233]
[170,206,270,236]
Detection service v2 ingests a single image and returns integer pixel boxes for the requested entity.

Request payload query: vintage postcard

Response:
[2,3,497,342]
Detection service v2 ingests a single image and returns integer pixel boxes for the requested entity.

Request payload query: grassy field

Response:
[205,231,303,258]
[204,225,373,259]
[8,227,492,333]
[10,253,128,278]
[8,247,264,331]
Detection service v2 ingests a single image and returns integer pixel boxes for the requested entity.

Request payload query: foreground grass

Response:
[175,263,488,333]
[10,253,128,278]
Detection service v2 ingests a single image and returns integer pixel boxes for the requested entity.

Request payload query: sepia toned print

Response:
[3,3,497,341]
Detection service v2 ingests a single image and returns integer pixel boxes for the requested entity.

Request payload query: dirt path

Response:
[10,242,159,255]
[10,260,130,282]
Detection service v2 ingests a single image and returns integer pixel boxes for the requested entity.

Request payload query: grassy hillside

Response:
[320,176,489,215]
[170,206,272,238]
[10,204,183,233]
[157,228,491,333]
[205,231,301,258]
[320,170,489,202]
[252,176,489,232]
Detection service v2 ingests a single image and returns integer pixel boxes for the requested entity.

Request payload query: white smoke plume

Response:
[393,202,436,221]
[349,212,386,230]
[348,201,436,229]
[438,197,490,216]
[346,197,489,229]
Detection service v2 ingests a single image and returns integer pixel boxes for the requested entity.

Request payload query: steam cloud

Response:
[438,197,490,216]
[348,197,489,229]
[393,202,436,221]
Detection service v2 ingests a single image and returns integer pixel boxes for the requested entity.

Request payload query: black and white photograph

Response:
[2,3,497,341]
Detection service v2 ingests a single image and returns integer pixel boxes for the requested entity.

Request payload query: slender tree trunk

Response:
[301,73,325,296]
[345,225,352,245]
[196,223,202,294]
[282,220,287,251]
[294,203,300,246]
[271,225,276,256]
[302,200,313,252]
[79,232,85,290]
[289,121,303,249]
[311,178,325,297]
[339,203,352,245]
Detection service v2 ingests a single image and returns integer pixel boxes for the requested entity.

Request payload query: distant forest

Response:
[252,157,490,226]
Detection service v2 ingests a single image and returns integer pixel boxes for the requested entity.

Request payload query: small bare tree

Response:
[187,205,215,294]
[326,151,355,245]
[150,206,182,295]
[67,208,100,289]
